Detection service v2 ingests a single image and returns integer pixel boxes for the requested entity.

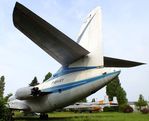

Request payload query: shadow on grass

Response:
[14,115,84,121]
[13,112,115,121]
[13,115,97,121]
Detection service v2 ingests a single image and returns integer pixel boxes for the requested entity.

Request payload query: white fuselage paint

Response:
[13,67,120,113]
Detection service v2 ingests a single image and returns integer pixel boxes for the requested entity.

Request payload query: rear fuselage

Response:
[18,67,120,112]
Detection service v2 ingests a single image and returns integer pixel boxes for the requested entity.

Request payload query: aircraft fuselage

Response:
[11,67,120,112]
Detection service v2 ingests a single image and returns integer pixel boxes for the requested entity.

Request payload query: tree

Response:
[4,93,13,102]
[0,98,11,121]
[135,94,148,111]
[106,77,128,107]
[106,77,121,101]
[43,72,52,82]
[116,86,128,105]
[0,76,5,98]
[0,76,11,121]
[29,77,39,86]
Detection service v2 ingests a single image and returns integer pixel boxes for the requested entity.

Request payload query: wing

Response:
[104,56,145,67]
[13,2,89,66]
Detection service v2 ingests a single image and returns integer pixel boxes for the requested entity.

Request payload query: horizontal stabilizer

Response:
[13,2,89,66]
[104,56,145,67]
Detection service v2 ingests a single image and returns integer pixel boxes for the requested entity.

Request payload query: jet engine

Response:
[15,87,41,100]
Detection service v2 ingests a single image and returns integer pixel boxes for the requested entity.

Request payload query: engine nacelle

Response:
[15,87,41,100]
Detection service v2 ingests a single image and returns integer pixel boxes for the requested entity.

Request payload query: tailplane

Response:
[13,3,144,68]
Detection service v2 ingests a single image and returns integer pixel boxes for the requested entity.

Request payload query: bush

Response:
[123,105,133,113]
[0,98,12,121]
[103,106,119,112]
[141,108,149,114]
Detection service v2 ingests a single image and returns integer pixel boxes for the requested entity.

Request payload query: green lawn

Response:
[14,112,149,121]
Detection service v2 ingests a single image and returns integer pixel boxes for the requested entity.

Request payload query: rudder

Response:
[70,7,103,67]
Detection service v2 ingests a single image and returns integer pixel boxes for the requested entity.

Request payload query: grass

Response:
[13,111,149,121]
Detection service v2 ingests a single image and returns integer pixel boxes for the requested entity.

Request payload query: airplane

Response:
[64,96,118,113]
[64,103,102,113]
[8,2,144,119]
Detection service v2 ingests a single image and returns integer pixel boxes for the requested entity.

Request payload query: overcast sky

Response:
[0,0,148,102]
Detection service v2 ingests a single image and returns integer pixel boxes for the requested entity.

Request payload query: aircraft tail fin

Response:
[70,7,103,67]
[112,97,118,104]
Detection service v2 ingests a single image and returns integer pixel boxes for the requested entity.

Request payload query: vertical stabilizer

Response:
[70,7,103,67]
[113,97,118,104]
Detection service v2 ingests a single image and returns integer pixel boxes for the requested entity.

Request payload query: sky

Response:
[0,0,149,102]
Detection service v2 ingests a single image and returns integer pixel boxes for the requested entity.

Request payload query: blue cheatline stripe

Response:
[48,66,102,81]
[41,71,120,93]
